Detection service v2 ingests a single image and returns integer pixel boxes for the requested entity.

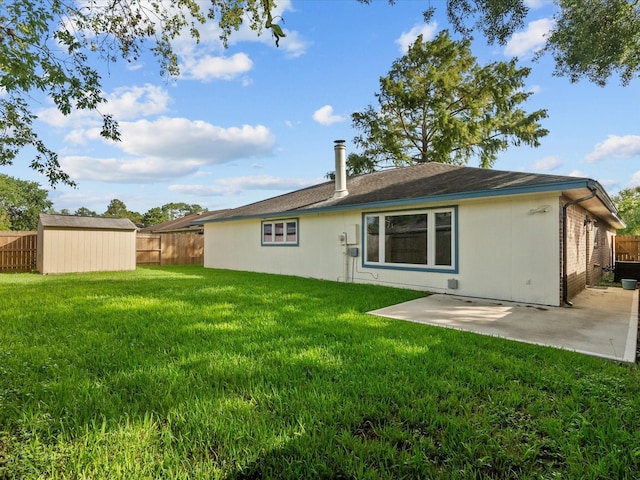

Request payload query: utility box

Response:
[448,278,459,290]
[345,224,359,245]
[349,247,359,257]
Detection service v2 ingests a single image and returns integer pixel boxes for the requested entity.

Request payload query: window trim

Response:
[261,218,299,246]
[362,206,458,273]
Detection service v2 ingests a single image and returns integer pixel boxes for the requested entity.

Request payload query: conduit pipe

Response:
[562,189,596,307]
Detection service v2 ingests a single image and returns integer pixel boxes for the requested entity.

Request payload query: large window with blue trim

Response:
[364,207,456,270]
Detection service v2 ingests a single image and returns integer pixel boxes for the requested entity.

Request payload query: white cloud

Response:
[531,155,562,171]
[172,0,308,73]
[584,135,640,163]
[568,169,587,177]
[60,156,203,183]
[630,171,640,188]
[504,18,553,57]
[60,118,276,182]
[275,30,311,58]
[396,22,439,53]
[38,84,172,129]
[525,0,551,8]
[106,84,172,119]
[118,118,275,161]
[181,53,253,82]
[169,175,322,196]
[528,84,542,94]
[312,105,345,126]
[599,178,619,189]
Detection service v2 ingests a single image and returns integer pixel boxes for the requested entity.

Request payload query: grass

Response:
[596,272,622,288]
[1,266,639,479]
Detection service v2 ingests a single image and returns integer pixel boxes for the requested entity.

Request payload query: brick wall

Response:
[561,197,615,302]
[564,201,587,300]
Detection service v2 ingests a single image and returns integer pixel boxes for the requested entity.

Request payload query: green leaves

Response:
[612,187,640,234]
[0,173,53,230]
[0,0,282,187]
[542,0,640,86]
[351,30,548,171]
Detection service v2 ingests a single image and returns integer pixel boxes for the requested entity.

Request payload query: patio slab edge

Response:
[623,288,639,363]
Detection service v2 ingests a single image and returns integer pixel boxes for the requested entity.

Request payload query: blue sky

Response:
[5,0,640,215]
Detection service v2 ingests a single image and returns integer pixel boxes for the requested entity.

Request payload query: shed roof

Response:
[197,163,623,228]
[39,214,137,230]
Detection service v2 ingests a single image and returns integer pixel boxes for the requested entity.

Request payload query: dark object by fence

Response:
[614,261,640,282]
[615,235,640,262]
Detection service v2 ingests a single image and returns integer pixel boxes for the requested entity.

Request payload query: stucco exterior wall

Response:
[204,192,563,306]
[454,194,561,305]
[38,228,136,274]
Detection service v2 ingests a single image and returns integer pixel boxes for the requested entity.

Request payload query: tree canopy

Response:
[141,203,204,226]
[613,186,640,234]
[1,0,638,185]
[0,0,284,186]
[349,31,548,173]
[0,174,53,230]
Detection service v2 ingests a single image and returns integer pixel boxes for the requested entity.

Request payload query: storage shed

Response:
[37,214,137,274]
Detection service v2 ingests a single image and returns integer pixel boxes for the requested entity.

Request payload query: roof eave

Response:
[200,178,599,224]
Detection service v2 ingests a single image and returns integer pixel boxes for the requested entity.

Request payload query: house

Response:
[37,214,137,274]
[138,210,229,234]
[197,141,624,306]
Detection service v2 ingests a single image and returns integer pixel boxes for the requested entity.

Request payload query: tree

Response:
[141,203,205,227]
[142,207,170,227]
[74,207,98,217]
[161,202,204,220]
[3,1,637,186]
[103,199,141,224]
[1,0,286,186]
[0,174,52,230]
[540,0,640,87]
[350,31,548,173]
[104,199,129,219]
[613,187,640,234]
[410,0,640,86]
[0,207,10,230]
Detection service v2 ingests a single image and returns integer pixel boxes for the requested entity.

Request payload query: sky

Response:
[4,0,640,216]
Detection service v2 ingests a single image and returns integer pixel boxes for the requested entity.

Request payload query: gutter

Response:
[562,188,597,307]
[195,179,599,226]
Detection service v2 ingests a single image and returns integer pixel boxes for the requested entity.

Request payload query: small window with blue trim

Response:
[262,219,299,246]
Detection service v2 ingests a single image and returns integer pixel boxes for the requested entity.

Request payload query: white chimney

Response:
[333,139,348,198]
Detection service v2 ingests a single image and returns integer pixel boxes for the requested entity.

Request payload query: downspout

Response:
[562,189,597,306]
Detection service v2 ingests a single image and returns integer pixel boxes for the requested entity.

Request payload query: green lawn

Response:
[1,266,639,479]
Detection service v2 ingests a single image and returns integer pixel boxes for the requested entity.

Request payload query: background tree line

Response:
[1,172,639,235]
[0,173,205,231]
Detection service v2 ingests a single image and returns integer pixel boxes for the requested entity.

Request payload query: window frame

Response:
[362,206,457,273]
[261,218,299,246]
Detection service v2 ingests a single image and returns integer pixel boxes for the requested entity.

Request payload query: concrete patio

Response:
[369,286,639,363]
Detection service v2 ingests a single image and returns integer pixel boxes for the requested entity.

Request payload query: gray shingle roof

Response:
[203,163,604,222]
[139,210,229,233]
[39,214,137,230]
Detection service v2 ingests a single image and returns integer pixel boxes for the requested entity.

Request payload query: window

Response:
[262,219,299,246]
[364,207,456,271]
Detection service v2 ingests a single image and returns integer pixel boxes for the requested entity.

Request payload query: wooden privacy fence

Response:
[0,232,204,272]
[0,232,37,272]
[615,235,640,262]
[136,233,204,266]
